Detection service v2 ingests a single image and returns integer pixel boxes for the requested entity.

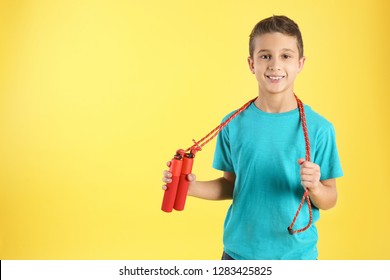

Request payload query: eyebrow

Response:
[257,48,295,54]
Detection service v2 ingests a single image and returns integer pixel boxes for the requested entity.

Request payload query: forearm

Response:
[188,177,234,200]
[308,179,338,210]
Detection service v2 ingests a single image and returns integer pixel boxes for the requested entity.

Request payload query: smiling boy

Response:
[162,15,343,260]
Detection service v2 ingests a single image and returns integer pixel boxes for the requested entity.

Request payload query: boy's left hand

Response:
[297,158,321,194]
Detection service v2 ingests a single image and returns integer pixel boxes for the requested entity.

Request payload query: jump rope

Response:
[161,94,312,235]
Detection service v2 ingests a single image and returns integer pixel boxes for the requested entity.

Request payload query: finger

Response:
[166,161,171,167]
[300,161,315,169]
[301,169,321,181]
[162,177,172,183]
[301,174,314,182]
[301,161,320,170]
[300,167,315,175]
[300,162,320,172]
[163,170,172,177]
[162,184,167,190]
[187,173,196,182]
[300,179,313,188]
[297,158,305,165]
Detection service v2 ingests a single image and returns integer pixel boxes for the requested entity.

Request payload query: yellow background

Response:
[0,0,389,260]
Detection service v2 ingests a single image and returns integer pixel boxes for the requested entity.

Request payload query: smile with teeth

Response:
[266,75,285,81]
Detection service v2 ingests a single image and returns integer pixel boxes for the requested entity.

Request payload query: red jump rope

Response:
[161,95,312,235]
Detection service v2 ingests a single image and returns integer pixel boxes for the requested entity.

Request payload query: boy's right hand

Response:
[162,161,196,190]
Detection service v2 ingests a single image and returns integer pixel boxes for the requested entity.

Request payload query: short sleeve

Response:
[314,123,344,180]
[212,118,235,172]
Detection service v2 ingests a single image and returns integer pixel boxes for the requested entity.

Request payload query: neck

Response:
[254,92,297,113]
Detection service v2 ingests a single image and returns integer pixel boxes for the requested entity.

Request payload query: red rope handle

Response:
[186,95,312,234]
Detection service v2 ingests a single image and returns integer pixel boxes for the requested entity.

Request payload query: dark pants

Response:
[221,251,235,260]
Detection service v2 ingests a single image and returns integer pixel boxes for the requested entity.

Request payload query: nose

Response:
[268,66,280,71]
[268,58,281,71]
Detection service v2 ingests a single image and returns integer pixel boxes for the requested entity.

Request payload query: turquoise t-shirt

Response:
[213,102,343,260]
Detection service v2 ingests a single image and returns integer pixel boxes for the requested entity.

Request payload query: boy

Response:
[162,15,343,260]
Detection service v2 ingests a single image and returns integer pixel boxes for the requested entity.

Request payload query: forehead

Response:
[253,32,298,52]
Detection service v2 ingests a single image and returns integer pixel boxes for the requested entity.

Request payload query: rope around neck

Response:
[186,94,312,234]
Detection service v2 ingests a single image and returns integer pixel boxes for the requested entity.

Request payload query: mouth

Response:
[265,75,285,82]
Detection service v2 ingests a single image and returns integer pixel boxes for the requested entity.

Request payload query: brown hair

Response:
[249,15,304,58]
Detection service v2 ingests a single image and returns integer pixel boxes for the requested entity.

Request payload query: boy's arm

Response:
[188,171,235,200]
[308,178,337,210]
[162,167,235,201]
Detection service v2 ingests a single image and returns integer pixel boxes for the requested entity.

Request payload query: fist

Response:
[297,158,321,193]
[161,161,196,190]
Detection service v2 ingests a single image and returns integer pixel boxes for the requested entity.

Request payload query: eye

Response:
[282,54,291,59]
[260,55,271,60]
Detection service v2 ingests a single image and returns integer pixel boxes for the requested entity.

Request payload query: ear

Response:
[297,56,306,73]
[247,56,255,74]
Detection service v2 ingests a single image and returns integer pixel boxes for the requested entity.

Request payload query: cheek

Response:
[256,64,269,75]
[255,70,266,79]
[286,64,301,77]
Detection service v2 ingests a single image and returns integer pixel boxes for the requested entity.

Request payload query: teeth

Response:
[268,76,284,80]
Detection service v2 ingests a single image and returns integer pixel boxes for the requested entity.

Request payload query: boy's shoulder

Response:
[304,105,338,139]
[304,105,333,127]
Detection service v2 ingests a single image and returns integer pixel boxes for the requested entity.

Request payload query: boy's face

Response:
[248,32,305,96]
